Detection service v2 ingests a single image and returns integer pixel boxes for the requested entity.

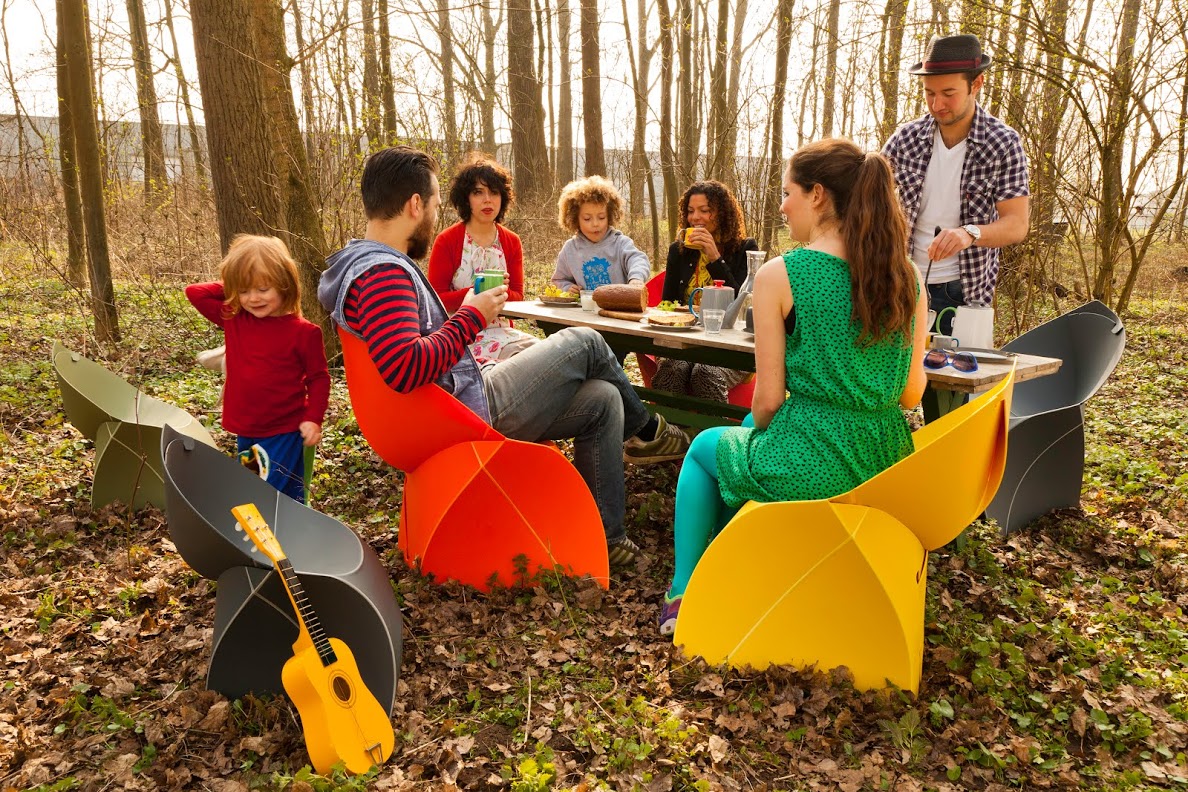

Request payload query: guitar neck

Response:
[275,558,338,667]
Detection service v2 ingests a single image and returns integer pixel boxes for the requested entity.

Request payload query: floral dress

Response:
[449,231,535,366]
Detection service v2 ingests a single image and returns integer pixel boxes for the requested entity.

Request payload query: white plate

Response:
[644,320,699,332]
[959,347,1016,363]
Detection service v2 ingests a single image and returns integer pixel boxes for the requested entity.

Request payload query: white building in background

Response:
[0,114,207,184]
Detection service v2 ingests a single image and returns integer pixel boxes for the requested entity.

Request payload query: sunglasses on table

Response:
[923,349,979,373]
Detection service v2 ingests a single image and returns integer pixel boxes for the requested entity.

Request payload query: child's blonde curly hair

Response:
[557,176,624,233]
[218,234,303,317]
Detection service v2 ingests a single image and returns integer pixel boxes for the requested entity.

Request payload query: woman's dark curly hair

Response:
[447,151,515,223]
[677,180,747,256]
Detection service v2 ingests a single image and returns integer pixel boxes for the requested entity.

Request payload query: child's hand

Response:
[567,284,582,295]
[628,278,643,286]
[299,421,322,447]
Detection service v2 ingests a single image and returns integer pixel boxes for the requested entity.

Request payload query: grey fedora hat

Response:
[908,34,992,75]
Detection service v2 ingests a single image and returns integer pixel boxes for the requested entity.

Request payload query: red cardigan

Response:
[427,222,525,312]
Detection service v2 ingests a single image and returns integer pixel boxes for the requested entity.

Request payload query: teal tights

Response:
[667,416,752,599]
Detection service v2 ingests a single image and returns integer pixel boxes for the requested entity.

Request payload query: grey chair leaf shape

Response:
[52,341,215,509]
[986,301,1125,534]
[160,425,403,714]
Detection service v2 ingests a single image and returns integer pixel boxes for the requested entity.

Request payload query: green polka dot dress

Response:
[716,248,914,507]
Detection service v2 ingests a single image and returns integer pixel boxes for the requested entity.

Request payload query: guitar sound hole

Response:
[332,675,352,703]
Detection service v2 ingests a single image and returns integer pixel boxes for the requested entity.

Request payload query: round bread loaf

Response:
[592,284,647,313]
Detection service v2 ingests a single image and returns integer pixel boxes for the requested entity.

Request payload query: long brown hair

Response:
[787,139,915,344]
[677,180,747,257]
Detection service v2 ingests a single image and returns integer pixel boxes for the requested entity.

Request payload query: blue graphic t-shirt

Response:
[582,257,613,289]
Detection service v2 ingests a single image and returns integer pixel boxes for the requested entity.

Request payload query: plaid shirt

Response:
[882,104,1029,306]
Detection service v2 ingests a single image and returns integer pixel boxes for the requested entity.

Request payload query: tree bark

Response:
[507,0,551,203]
[361,0,381,149]
[877,0,907,142]
[1093,0,1142,304]
[437,0,458,163]
[54,0,87,288]
[126,0,168,202]
[621,0,654,218]
[677,0,697,181]
[657,0,679,236]
[579,0,606,175]
[59,0,120,344]
[290,0,318,169]
[556,0,574,184]
[762,0,794,253]
[821,0,841,138]
[162,0,206,186]
[190,0,330,338]
[481,0,499,153]
[378,0,397,141]
[705,0,729,178]
[719,0,748,188]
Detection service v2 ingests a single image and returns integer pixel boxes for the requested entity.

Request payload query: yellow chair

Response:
[674,368,1014,693]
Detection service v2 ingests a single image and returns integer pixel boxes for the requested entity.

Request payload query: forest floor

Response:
[1,278,1186,791]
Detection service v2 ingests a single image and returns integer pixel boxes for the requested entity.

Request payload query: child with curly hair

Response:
[551,175,651,292]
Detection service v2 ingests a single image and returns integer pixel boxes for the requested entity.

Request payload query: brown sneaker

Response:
[623,414,691,465]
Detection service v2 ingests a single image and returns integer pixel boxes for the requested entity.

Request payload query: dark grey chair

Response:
[160,425,403,713]
[986,301,1125,534]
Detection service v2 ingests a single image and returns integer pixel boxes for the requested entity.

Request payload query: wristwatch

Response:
[962,224,982,243]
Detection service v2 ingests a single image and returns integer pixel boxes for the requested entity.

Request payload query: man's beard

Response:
[407,213,434,260]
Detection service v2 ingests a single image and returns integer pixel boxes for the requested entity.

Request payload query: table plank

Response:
[501,300,1062,398]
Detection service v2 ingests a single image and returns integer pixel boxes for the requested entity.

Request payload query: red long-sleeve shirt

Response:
[343,265,486,392]
[426,222,525,312]
[185,282,330,437]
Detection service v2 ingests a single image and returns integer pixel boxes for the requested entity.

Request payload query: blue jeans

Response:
[927,279,964,335]
[237,431,305,503]
[483,327,652,542]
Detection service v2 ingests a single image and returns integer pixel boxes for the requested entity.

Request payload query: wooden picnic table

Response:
[501,300,1061,426]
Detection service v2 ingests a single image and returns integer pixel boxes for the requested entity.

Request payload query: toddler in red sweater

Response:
[186,235,330,502]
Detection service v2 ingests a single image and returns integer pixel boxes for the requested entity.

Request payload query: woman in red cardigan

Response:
[428,152,535,365]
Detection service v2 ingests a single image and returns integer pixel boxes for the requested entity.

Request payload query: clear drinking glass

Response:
[580,290,596,311]
[703,308,726,334]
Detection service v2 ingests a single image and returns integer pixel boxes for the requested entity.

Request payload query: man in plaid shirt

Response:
[882,34,1030,338]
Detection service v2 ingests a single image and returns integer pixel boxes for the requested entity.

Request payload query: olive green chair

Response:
[52,341,215,509]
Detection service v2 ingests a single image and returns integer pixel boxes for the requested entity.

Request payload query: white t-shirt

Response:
[910,128,967,284]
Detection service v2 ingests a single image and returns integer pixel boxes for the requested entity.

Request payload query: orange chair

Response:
[638,272,756,409]
[338,328,609,590]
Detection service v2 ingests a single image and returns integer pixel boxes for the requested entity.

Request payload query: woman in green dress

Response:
[660,139,929,636]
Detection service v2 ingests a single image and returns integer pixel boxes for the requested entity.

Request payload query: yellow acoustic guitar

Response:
[231,503,395,775]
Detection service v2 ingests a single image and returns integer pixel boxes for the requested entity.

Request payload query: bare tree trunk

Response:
[621,0,654,218]
[55,0,87,288]
[705,0,729,177]
[126,0,168,202]
[291,0,318,168]
[877,0,908,142]
[1,1,31,195]
[541,0,555,176]
[437,0,458,163]
[59,0,120,344]
[556,0,574,184]
[1093,0,1142,304]
[378,0,397,141]
[762,0,794,253]
[821,0,840,137]
[481,0,499,153]
[657,0,679,236]
[1032,0,1069,231]
[677,0,697,181]
[508,0,551,203]
[579,0,606,175]
[720,0,748,187]
[361,0,381,149]
[163,0,206,186]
